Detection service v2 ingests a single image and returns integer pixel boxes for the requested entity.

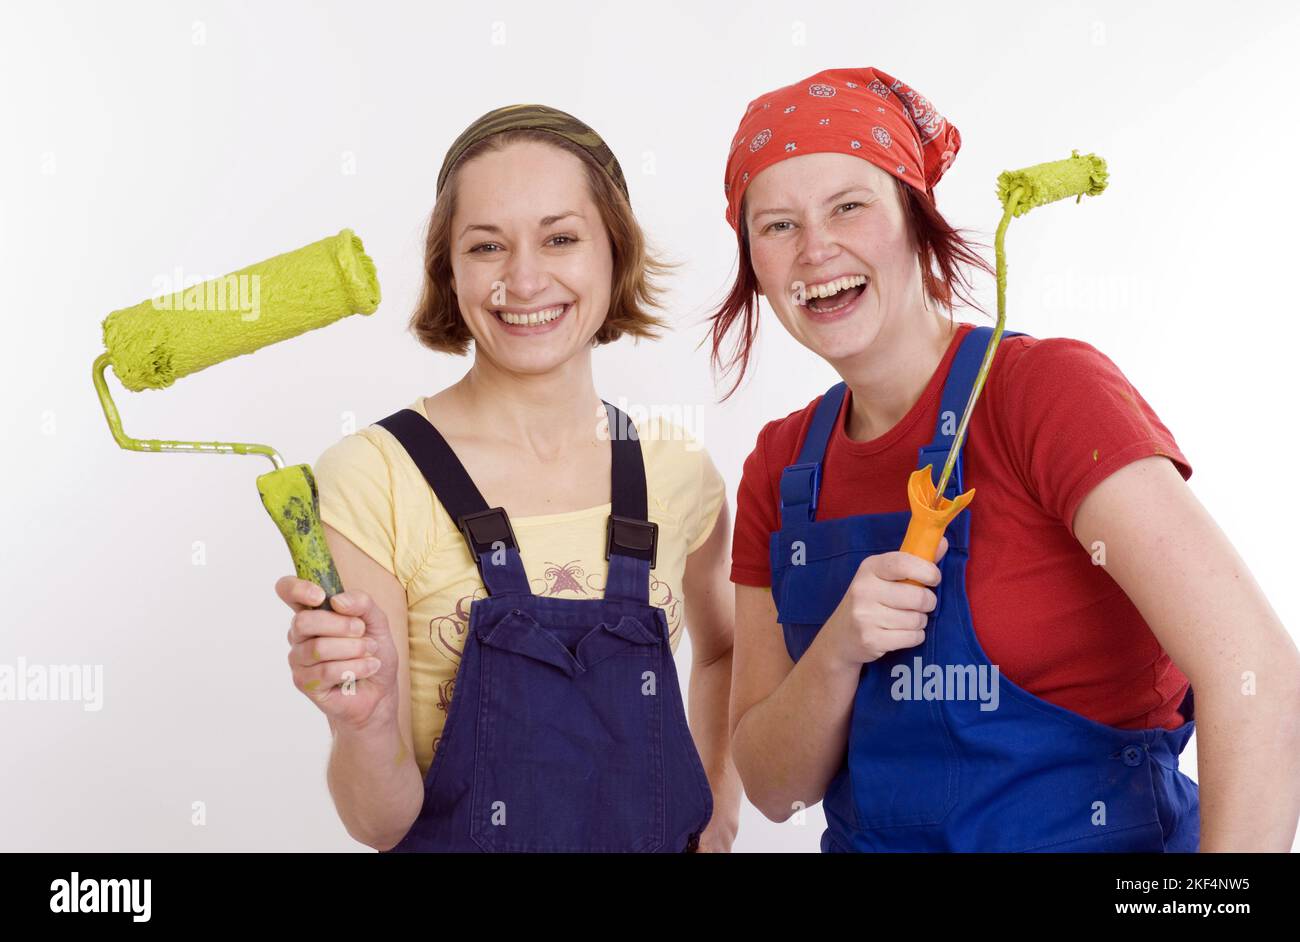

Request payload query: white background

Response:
[2,0,1297,852]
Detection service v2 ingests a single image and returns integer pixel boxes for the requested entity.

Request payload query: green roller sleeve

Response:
[996,150,1108,218]
[256,464,343,611]
[102,228,380,392]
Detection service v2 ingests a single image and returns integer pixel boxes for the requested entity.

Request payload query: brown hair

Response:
[410,128,674,355]
[707,176,996,398]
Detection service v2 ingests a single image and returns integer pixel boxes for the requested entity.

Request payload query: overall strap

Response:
[374,403,656,605]
[917,326,1024,500]
[778,382,848,525]
[777,327,1028,526]
[374,409,531,597]
[603,401,656,606]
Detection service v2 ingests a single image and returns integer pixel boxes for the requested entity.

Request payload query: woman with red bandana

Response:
[715,66,1300,852]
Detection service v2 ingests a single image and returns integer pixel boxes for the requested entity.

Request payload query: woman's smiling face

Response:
[744,151,923,363]
[449,139,614,374]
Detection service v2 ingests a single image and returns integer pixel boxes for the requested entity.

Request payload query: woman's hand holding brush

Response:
[819,537,949,668]
[277,577,401,731]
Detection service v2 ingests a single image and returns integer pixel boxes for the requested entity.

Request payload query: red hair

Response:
[707,178,996,399]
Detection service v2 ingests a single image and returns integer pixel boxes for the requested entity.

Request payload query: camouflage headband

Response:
[435,103,629,200]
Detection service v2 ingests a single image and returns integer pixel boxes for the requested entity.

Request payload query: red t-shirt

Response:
[731,322,1193,730]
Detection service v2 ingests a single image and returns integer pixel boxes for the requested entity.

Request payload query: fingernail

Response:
[365,638,378,654]
[353,619,365,635]
[365,658,381,673]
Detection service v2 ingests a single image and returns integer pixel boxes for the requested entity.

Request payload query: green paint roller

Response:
[898,151,1108,576]
[92,228,381,610]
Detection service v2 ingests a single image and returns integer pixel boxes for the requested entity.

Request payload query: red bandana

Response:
[723,66,962,234]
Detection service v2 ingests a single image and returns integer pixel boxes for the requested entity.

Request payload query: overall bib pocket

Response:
[470,607,667,853]
[844,595,960,829]
[774,527,961,828]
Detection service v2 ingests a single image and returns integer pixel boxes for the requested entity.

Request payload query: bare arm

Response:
[730,584,859,821]
[1072,456,1300,851]
[316,524,424,850]
[729,548,943,821]
[680,499,741,850]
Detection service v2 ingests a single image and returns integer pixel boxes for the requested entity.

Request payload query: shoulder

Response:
[987,332,1138,424]
[346,397,444,472]
[985,332,1191,522]
[634,414,721,511]
[741,390,835,487]
[626,413,728,553]
[314,426,392,479]
[994,332,1126,387]
[313,401,440,547]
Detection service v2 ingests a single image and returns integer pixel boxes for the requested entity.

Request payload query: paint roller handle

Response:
[898,465,973,587]
[256,464,344,611]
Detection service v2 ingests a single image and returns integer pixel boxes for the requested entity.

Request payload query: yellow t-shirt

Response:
[313,396,727,776]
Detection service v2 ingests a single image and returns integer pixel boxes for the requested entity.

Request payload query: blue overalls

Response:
[770,326,1200,852]
[370,402,713,852]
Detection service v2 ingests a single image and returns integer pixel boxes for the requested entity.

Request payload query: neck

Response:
[454,350,604,460]
[838,308,959,442]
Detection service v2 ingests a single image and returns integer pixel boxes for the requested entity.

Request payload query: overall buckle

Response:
[605,515,658,569]
[779,461,821,521]
[917,445,962,499]
[457,507,518,559]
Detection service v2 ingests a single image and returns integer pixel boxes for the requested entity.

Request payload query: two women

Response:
[278,66,1299,854]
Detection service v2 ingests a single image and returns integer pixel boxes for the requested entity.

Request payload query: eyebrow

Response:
[459,211,583,239]
[750,187,874,222]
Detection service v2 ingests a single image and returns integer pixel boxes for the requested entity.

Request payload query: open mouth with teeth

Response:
[804,275,869,315]
[491,302,571,329]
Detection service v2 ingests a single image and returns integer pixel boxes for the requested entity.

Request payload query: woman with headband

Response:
[275,105,740,852]
[716,67,1300,852]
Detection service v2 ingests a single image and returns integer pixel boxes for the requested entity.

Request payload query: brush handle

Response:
[256,464,343,611]
[898,465,975,588]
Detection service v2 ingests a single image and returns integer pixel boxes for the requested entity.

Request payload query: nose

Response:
[797,219,840,269]
[500,244,550,303]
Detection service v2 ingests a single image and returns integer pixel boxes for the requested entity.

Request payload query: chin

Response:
[489,347,573,376]
[786,312,883,365]
[485,330,598,376]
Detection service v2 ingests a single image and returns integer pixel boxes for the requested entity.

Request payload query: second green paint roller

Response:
[898,151,1108,577]
[93,228,381,610]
